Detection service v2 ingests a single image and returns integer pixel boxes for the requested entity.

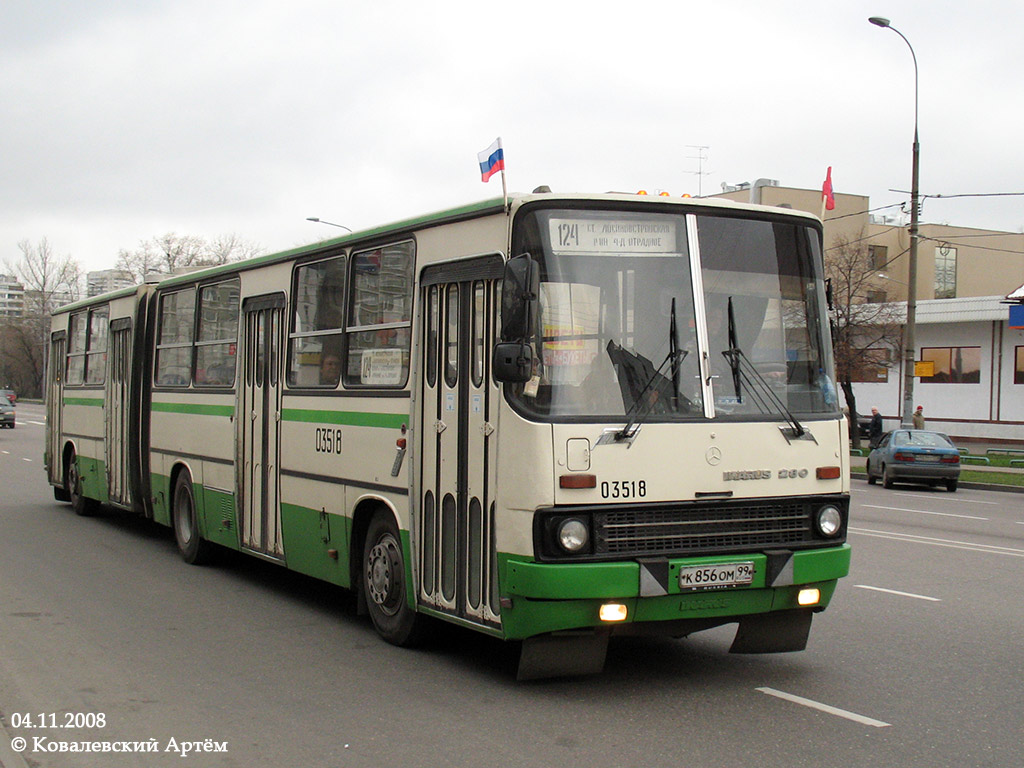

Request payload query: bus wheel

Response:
[363,511,423,646]
[66,450,97,516]
[172,471,213,565]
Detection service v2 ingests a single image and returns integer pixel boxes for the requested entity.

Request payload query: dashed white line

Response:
[849,527,1024,558]
[889,492,999,506]
[861,504,988,521]
[756,687,891,727]
[854,584,941,602]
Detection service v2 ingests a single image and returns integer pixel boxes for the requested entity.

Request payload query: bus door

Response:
[238,294,286,560]
[419,256,503,627]
[46,331,66,489]
[105,319,133,507]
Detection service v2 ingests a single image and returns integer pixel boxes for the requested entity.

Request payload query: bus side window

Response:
[66,311,88,386]
[345,241,414,388]
[155,288,196,387]
[84,307,108,386]
[195,279,240,387]
[287,255,346,388]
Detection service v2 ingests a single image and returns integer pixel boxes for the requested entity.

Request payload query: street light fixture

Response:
[869,15,920,428]
[306,217,352,232]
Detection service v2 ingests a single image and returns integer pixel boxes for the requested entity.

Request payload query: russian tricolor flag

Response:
[478,138,504,182]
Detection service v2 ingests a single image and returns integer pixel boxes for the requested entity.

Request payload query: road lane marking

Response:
[861,504,987,521]
[896,492,998,506]
[854,584,941,601]
[849,527,1024,558]
[756,687,891,728]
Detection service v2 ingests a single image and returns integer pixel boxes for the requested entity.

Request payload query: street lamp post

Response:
[306,217,352,232]
[870,16,919,428]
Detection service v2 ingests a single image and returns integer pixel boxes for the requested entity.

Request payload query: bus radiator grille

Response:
[593,502,814,557]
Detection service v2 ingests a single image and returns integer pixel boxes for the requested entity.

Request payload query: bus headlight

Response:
[557,518,590,553]
[815,505,843,537]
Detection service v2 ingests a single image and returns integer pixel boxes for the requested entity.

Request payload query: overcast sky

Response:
[4,0,1024,272]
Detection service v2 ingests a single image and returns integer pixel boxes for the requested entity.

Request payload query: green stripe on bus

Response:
[63,396,104,407]
[150,402,235,417]
[281,408,407,429]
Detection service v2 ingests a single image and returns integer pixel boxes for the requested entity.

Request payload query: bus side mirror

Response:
[500,253,539,341]
[492,342,534,383]
[493,253,540,383]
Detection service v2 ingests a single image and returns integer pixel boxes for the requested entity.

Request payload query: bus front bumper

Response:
[497,544,851,641]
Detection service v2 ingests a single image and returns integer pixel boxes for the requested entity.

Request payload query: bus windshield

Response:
[508,205,837,423]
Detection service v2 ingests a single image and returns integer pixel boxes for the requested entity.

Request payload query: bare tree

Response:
[826,232,905,449]
[116,232,262,282]
[208,233,263,263]
[0,238,83,397]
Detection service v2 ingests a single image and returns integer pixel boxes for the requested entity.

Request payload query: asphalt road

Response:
[1,403,1022,767]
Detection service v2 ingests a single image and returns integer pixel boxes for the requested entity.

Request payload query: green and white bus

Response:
[46,192,850,678]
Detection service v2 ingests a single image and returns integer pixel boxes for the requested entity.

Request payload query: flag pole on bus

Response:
[478,137,508,211]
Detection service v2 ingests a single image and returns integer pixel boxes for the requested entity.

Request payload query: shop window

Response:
[920,346,980,383]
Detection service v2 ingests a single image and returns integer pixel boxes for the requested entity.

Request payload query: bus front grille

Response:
[593,501,815,557]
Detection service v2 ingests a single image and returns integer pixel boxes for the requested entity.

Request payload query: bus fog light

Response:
[557,519,589,553]
[798,588,821,606]
[599,603,628,622]
[816,505,843,537]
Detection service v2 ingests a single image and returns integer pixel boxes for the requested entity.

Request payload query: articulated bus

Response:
[46,192,850,678]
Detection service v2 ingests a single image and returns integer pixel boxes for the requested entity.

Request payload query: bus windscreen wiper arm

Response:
[610,299,688,442]
[721,297,805,438]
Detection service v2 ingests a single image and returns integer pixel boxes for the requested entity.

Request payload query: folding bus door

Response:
[238,294,286,560]
[418,255,503,627]
[46,331,66,489]
[105,319,133,507]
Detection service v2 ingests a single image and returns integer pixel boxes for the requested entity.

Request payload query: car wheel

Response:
[866,463,877,485]
[882,464,895,489]
[946,479,958,492]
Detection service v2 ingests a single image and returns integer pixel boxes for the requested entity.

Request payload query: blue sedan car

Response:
[866,429,960,492]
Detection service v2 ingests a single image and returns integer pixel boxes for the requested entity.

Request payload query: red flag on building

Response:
[821,166,836,211]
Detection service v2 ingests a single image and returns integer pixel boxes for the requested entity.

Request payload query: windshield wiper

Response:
[721,297,807,439]
[606,299,689,442]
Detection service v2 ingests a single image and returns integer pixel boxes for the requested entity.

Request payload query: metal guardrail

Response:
[987,448,1024,456]
[962,455,991,465]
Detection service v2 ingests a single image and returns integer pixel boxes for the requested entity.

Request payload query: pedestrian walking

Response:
[912,405,925,430]
[868,407,883,448]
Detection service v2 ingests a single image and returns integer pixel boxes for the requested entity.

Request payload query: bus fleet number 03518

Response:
[600,480,647,499]
[314,428,343,455]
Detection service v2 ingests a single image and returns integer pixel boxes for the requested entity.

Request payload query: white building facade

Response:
[847,294,1024,443]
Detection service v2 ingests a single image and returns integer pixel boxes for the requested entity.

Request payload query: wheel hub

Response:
[367,537,400,614]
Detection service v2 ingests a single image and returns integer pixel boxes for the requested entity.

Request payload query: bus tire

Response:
[172,471,213,565]
[66,449,98,516]
[363,511,423,646]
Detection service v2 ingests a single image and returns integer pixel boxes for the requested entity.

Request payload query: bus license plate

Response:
[678,562,755,591]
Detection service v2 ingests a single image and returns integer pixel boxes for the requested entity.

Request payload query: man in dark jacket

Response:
[868,407,883,448]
